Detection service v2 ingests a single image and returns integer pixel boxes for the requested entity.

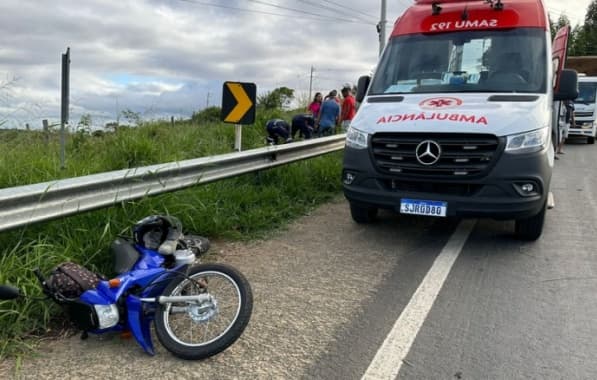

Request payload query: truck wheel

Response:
[514,202,547,241]
[350,202,378,224]
[588,136,595,144]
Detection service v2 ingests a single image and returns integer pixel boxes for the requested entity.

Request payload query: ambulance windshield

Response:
[369,28,547,95]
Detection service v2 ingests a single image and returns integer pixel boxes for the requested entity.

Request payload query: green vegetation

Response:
[257,86,295,110]
[0,108,343,358]
[549,0,597,56]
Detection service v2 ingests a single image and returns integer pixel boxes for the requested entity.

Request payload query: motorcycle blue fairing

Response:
[79,245,190,355]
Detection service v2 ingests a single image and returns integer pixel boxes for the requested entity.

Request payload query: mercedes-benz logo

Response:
[415,140,442,166]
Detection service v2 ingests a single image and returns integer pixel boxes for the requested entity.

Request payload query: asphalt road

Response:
[2,139,597,379]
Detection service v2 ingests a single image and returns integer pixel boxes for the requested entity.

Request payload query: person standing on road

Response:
[265,119,293,145]
[317,92,340,137]
[340,84,356,132]
[557,100,574,156]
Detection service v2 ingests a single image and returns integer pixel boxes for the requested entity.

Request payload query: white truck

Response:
[570,75,597,144]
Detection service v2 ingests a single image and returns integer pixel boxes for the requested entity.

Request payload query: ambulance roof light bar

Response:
[431,0,504,15]
[486,0,504,10]
[432,2,442,15]
[429,0,504,15]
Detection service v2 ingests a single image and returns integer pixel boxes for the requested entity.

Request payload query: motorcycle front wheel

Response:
[155,263,253,360]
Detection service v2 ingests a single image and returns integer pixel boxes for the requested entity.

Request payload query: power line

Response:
[245,0,375,24]
[175,0,372,24]
[293,0,377,23]
[321,0,378,21]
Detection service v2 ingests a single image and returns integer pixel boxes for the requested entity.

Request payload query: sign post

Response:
[221,82,256,152]
[60,47,70,169]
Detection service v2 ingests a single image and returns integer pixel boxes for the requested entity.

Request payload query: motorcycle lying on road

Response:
[0,215,253,360]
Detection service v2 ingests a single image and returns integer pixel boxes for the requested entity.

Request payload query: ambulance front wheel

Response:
[349,202,378,224]
[514,201,547,241]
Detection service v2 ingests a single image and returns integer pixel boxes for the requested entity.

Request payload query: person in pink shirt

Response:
[307,92,322,119]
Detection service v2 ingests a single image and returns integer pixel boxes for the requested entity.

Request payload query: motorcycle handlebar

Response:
[0,285,20,300]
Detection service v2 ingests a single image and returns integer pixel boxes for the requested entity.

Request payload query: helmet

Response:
[132,215,182,250]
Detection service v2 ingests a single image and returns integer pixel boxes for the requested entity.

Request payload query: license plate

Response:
[400,199,447,217]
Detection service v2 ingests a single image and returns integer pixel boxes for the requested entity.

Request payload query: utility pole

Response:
[60,47,70,170]
[308,66,315,102]
[378,0,387,56]
[206,91,211,108]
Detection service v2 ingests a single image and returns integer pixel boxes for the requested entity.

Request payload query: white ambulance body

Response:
[342,0,578,240]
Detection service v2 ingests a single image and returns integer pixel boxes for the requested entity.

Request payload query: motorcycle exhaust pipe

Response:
[140,294,211,304]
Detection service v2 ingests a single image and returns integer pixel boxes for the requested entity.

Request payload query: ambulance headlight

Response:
[346,126,369,149]
[505,127,549,154]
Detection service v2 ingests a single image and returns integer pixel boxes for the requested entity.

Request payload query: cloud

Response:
[0,0,591,128]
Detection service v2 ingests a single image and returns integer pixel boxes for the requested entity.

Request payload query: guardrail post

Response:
[42,120,49,145]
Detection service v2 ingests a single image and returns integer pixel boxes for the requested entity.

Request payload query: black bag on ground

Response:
[46,262,102,299]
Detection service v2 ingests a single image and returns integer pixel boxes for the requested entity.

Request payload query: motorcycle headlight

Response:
[346,126,369,149]
[505,128,549,154]
[94,304,119,329]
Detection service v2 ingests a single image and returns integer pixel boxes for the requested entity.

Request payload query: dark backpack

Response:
[46,262,102,299]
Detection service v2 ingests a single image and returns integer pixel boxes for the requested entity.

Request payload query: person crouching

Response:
[266,119,293,145]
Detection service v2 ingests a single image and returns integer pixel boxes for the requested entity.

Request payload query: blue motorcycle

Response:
[0,215,253,360]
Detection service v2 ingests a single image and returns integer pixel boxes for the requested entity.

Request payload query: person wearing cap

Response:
[265,119,293,145]
[317,91,341,137]
[340,84,356,132]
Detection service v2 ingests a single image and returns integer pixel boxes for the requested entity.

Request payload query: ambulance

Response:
[342,0,578,240]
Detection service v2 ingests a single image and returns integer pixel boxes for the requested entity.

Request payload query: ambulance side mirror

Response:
[356,75,371,103]
[554,69,579,101]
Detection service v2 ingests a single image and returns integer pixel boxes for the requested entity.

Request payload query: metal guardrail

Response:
[0,134,346,232]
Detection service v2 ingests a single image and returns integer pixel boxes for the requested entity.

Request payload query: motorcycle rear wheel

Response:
[155,263,253,360]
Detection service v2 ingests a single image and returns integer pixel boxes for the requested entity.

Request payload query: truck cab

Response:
[342,0,578,240]
[570,76,597,144]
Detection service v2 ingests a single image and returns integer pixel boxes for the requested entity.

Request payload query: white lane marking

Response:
[362,219,477,380]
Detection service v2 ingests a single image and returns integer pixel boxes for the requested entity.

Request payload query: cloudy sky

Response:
[0,0,591,129]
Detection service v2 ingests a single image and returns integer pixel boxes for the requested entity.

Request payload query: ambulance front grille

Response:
[371,133,502,178]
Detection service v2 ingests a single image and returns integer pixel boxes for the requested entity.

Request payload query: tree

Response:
[77,113,92,132]
[549,14,571,39]
[570,25,589,56]
[582,0,597,55]
[257,87,294,110]
[549,15,557,40]
[0,75,17,128]
[120,108,142,126]
[192,106,221,124]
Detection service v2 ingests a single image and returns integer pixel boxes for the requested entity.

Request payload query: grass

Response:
[0,108,344,358]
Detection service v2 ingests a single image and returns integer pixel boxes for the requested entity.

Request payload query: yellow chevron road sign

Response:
[221,82,256,124]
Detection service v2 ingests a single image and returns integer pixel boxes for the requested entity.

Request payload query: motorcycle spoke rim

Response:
[163,271,242,347]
